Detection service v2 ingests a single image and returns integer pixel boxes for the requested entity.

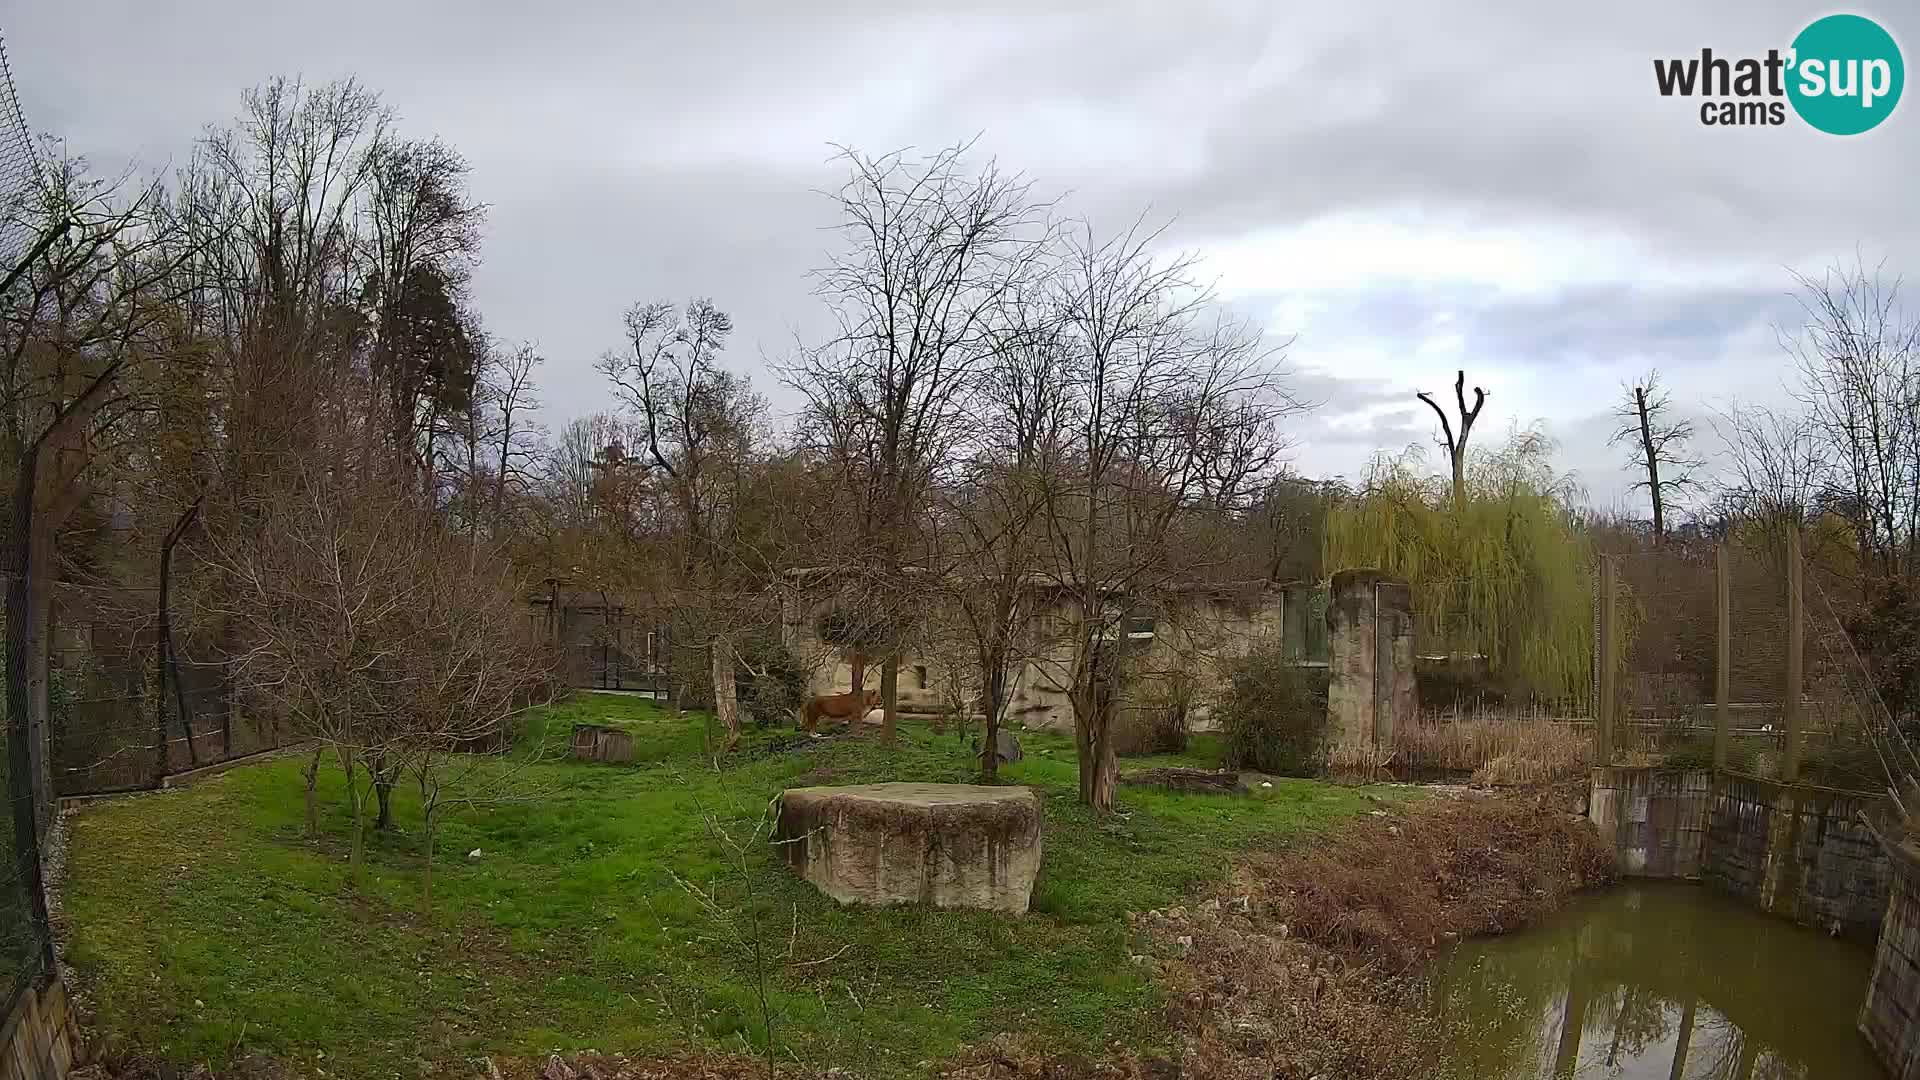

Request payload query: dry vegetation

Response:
[1327,710,1593,787]
[947,789,1615,1080]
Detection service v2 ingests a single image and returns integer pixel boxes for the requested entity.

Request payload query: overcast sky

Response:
[7,1,1914,512]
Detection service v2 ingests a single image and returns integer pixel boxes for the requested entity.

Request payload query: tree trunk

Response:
[710,634,740,751]
[1075,636,1119,811]
[303,748,323,838]
[421,800,437,912]
[156,499,203,773]
[848,650,866,695]
[341,746,367,887]
[373,754,395,830]
[1,446,57,973]
[879,658,898,745]
[980,649,1008,780]
[1635,386,1665,543]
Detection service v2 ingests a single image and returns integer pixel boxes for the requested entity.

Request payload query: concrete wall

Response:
[1588,767,1712,877]
[1704,773,1890,939]
[1586,766,1891,939]
[1326,570,1415,749]
[781,582,1294,733]
[1862,837,1920,1079]
[0,977,77,1080]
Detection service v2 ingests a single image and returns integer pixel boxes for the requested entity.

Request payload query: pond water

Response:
[1430,882,1884,1079]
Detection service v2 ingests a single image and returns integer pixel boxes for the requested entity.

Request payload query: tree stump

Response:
[775,783,1043,913]
[569,724,633,763]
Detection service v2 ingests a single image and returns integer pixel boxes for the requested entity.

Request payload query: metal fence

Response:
[0,26,54,1022]
[1598,534,1891,792]
[49,652,284,796]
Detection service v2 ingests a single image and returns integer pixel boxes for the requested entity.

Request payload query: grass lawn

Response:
[60,696,1390,1078]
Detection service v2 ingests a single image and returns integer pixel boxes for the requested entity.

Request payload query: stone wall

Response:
[1862,837,1920,1079]
[1587,766,1891,939]
[0,976,77,1080]
[1326,569,1415,749]
[1588,767,1712,877]
[1704,773,1890,940]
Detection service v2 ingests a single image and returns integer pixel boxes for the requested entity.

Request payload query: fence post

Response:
[1784,526,1804,784]
[1597,555,1616,766]
[1715,542,1731,772]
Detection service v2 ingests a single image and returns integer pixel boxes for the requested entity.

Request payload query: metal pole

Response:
[1715,543,1731,772]
[1784,527,1804,784]
[1597,556,1616,766]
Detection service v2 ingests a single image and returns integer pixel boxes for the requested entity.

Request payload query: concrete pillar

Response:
[1327,569,1416,752]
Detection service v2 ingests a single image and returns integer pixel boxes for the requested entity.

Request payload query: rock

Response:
[973,729,1023,766]
[775,782,1044,913]
[1198,898,1221,915]
[1122,767,1241,794]
[468,848,483,859]
[541,1056,576,1080]
[1227,895,1252,915]
[1175,935,1193,954]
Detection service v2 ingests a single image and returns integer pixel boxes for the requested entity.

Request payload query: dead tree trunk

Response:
[1633,385,1666,542]
[1417,369,1487,508]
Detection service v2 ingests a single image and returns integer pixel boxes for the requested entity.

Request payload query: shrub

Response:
[734,636,809,730]
[1217,646,1328,776]
[1114,673,1194,757]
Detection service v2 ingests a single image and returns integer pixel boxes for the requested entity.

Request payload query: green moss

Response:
[61,695,1391,1078]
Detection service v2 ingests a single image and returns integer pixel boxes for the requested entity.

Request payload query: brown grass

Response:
[1329,709,1593,786]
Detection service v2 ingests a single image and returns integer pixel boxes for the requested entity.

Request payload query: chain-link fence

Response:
[1597,536,1891,793]
[0,27,54,1022]
[38,581,288,795]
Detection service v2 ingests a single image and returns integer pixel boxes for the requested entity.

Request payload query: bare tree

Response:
[790,142,1052,744]
[201,435,547,886]
[929,292,1068,777]
[1417,369,1488,507]
[1609,370,1701,543]
[0,149,190,833]
[1037,221,1297,810]
[598,298,770,750]
[1780,259,1920,578]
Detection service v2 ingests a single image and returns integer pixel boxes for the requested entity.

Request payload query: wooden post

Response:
[1784,527,1804,784]
[1597,555,1617,766]
[1715,543,1731,772]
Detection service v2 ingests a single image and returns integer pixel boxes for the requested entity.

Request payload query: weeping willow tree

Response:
[1324,428,1594,701]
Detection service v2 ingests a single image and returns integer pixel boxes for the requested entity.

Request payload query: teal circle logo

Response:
[1788,14,1904,135]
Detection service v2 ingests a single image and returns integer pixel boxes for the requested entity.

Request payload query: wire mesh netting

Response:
[0,28,51,1016]
[40,581,288,795]
[1597,539,1892,792]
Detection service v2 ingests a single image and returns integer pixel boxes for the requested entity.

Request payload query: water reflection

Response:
[1430,883,1883,1079]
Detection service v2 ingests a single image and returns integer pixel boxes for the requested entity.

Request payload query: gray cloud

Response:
[9,0,1912,511]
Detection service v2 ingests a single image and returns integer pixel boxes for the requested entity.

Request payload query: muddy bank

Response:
[946,786,1617,1080]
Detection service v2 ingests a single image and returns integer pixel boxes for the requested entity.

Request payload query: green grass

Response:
[61,696,1389,1078]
